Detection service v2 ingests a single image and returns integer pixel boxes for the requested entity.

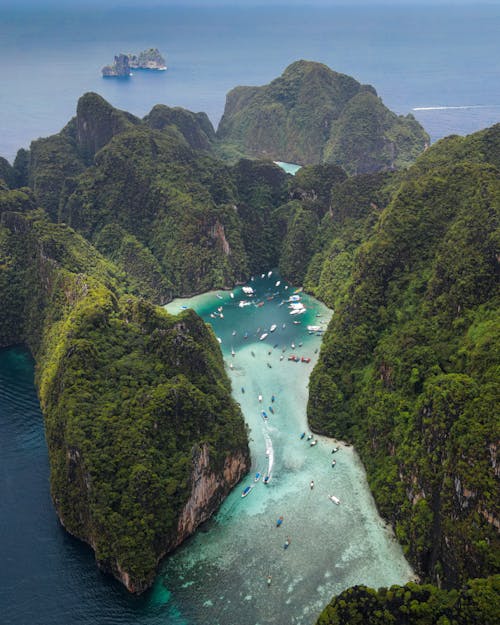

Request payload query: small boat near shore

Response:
[329,495,340,505]
[270,324,277,332]
[260,332,269,341]
[242,486,253,498]
[276,516,283,527]
[255,472,261,482]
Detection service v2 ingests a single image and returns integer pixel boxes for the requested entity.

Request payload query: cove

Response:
[161,273,414,624]
[0,275,413,625]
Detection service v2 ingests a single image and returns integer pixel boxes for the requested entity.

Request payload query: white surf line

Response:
[412,104,499,111]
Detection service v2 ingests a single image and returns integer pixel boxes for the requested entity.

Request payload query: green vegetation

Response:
[307,124,500,588]
[316,576,500,625]
[0,198,249,592]
[216,60,429,173]
[1,77,497,620]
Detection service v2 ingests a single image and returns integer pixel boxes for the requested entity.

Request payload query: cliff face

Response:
[307,124,500,586]
[216,60,429,173]
[0,200,250,593]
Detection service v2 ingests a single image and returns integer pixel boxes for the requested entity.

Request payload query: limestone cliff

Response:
[217,60,429,173]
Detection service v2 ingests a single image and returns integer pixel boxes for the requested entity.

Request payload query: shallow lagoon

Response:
[162,274,413,624]
[0,275,413,625]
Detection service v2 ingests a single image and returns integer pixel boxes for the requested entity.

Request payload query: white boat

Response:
[230,292,234,299]
[290,307,306,315]
[239,300,252,307]
[260,333,268,341]
[217,337,222,343]
[270,324,277,332]
[307,325,322,332]
[258,394,263,402]
[289,302,304,309]
[329,495,341,505]
[288,295,301,302]
[267,270,273,278]
[275,280,280,286]
[242,286,254,295]
[231,348,235,356]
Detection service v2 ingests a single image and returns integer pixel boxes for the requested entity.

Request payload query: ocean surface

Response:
[0,3,499,162]
[0,275,413,625]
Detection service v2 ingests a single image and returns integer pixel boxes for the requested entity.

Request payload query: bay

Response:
[0,3,499,162]
[0,274,413,624]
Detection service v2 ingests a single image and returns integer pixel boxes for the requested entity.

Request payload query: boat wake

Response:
[412,104,497,111]
[265,435,274,478]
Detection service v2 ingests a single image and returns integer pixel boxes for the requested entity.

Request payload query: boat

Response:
[310,440,317,446]
[271,395,275,402]
[230,292,234,299]
[280,355,284,361]
[267,363,272,368]
[276,516,283,527]
[217,306,223,312]
[310,480,314,489]
[290,308,305,315]
[216,293,223,300]
[291,342,295,349]
[256,301,264,307]
[269,406,274,414]
[229,362,234,370]
[267,270,272,278]
[220,313,224,318]
[307,434,313,441]
[181,305,188,309]
[231,348,236,357]
[263,475,270,484]
[217,337,222,343]
[300,432,306,439]
[255,472,261,482]
[270,324,277,332]
[329,495,340,505]
[282,323,286,328]
[251,351,255,357]
[288,294,301,302]
[301,357,311,363]
[307,325,322,332]
[293,321,301,325]
[261,273,265,278]
[244,332,248,339]
[260,333,268,341]
[242,286,254,295]
[331,446,339,454]
[232,330,237,336]
[241,486,253,498]
[241,387,245,393]
[267,575,272,587]
[262,411,268,419]
[284,537,291,549]
[275,280,281,286]
[331,460,336,467]
[239,300,252,307]
[258,394,262,402]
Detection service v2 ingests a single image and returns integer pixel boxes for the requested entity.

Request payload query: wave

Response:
[412,105,498,111]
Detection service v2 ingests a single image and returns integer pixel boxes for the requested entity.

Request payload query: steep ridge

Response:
[307,124,500,590]
[0,194,249,593]
[216,60,429,173]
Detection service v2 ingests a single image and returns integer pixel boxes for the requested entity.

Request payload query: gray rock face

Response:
[101,54,131,77]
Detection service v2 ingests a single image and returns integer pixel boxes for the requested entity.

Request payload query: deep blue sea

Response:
[0,3,499,162]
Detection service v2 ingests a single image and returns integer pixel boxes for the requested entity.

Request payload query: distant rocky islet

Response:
[102,48,167,77]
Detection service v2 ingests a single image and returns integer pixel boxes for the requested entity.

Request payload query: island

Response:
[101,48,166,77]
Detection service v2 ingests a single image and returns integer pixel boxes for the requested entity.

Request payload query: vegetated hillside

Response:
[306,124,500,591]
[0,192,249,593]
[17,93,296,301]
[216,60,429,174]
[316,576,500,625]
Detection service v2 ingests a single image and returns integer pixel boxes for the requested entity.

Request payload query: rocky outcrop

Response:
[102,54,131,77]
[217,60,429,173]
[128,48,166,70]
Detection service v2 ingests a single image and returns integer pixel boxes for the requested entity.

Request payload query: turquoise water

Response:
[162,274,414,624]
[0,275,413,624]
[275,161,302,175]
